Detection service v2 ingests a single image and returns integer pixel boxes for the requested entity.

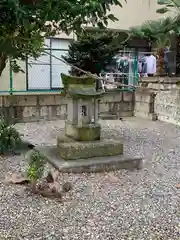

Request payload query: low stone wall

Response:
[155,89,180,124]
[2,89,180,125]
[0,94,68,122]
[99,91,134,118]
[0,91,134,122]
[135,76,180,123]
[134,90,157,120]
[139,76,178,91]
[135,87,180,124]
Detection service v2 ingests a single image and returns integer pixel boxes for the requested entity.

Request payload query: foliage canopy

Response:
[62,30,129,75]
[0,0,126,75]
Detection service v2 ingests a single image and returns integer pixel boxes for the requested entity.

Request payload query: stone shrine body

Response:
[62,73,103,141]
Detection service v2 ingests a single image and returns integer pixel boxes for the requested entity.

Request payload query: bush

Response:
[0,119,22,154]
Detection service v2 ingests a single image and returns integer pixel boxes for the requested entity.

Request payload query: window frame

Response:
[26,37,72,91]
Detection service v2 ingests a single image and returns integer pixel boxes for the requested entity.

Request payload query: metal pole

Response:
[9,59,13,95]
[134,51,139,86]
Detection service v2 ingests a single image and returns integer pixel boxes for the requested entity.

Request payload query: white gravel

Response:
[0,118,180,240]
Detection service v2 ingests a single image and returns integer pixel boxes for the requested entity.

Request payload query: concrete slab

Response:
[36,146,143,173]
[58,139,123,160]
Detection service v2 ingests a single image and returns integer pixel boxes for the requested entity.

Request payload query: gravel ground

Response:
[0,118,180,240]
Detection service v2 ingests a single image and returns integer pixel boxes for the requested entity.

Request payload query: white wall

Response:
[108,0,169,30]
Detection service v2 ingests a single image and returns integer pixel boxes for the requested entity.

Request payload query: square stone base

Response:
[58,139,123,160]
[36,146,142,172]
[65,121,101,141]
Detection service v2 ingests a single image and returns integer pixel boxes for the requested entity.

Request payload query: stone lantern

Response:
[61,74,104,141]
[38,73,141,168]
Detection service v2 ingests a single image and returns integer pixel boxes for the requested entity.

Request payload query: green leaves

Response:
[156,0,180,37]
[107,14,118,22]
[157,0,172,5]
[26,151,45,182]
[129,17,176,48]
[157,0,180,14]
[0,0,125,75]
[156,7,169,14]
[0,119,22,154]
[62,30,128,75]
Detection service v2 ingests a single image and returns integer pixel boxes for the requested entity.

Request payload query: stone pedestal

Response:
[65,121,101,141]
[37,145,142,172]
[58,139,123,160]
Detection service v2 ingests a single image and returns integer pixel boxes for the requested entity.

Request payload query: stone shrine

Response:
[63,74,102,141]
[57,74,124,160]
[36,73,142,172]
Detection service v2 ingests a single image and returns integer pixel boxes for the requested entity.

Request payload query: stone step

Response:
[58,139,124,160]
[99,112,117,120]
[35,146,143,173]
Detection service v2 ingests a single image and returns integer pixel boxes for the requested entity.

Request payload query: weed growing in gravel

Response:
[26,151,45,192]
[27,151,45,181]
[26,151,68,200]
[0,119,22,154]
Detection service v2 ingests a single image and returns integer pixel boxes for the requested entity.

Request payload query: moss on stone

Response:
[61,73,96,89]
[65,122,101,141]
[58,140,123,160]
[61,73,104,99]
[57,135,75,146]
[78,125,101,141]
[68,87,103,99]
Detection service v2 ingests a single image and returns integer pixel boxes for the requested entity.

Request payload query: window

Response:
[81,105,87,116]
[27,38,71,90]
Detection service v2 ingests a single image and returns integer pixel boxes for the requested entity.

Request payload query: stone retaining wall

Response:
[135,77,180,123]
[155,89,180,124]
[100,91,134,118]
[0,91,134,122]
[2,88,180,125]
[135,87,180,124]
[134,90,157,120]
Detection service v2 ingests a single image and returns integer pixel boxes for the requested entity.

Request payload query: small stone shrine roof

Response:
[61,73,104,98]
[68,87,103,97]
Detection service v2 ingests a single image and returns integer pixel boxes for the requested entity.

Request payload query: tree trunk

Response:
[156,48,166,77]
[0,55,7,76]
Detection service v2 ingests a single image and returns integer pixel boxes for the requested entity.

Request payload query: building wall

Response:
[107,0,163,30]
[0,60,27,93]
[0,91,134,122]
[0,34,74,94]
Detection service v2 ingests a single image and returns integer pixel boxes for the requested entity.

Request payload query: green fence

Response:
[99,51,139,91]
[0,51,139,95]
